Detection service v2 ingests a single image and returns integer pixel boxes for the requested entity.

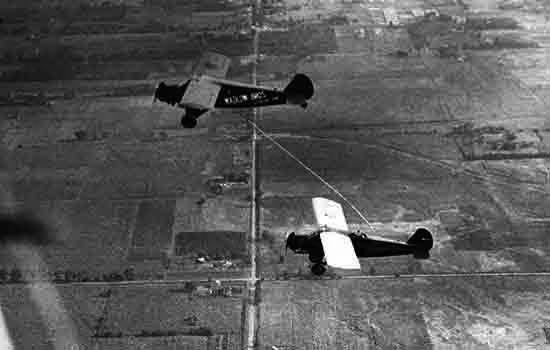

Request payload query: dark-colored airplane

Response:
[153,52,314,128]
[284,197,434,275]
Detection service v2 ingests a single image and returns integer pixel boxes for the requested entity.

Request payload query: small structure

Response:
[205,172,249,195]
[193,285,212,296]
[410,8,424,17]
[383,8,400,26]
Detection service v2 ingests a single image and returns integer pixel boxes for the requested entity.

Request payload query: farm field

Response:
[254,0,550,348]
[0,0,254,349]
[2,0,550,349]
[259,276,550,349]
[1,282,246,350]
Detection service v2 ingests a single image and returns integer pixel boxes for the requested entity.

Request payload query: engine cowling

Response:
[154,81,187,106]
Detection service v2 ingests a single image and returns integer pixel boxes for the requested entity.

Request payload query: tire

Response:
[181,116,197,128]
[311,263,326,276]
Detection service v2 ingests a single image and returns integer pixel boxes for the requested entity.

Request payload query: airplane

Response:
[153,52,314,128]
[284,197,434,275]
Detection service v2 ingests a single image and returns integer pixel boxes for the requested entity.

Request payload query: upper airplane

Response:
[153,52,315,128]
[284,197,434,275]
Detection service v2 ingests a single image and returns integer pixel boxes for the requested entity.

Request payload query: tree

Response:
[9,268,22,283]
[53,270,65,283]
[65,270,75,282]
[183,281,195,293]
[123,267,135,281]
[0,269,8,283]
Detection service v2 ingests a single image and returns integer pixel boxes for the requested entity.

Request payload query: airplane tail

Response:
[407,228,433,259]
[280,232,295,263]
[284,74,314,108]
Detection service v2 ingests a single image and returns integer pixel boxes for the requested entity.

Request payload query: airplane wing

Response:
[319,231,361,270]
[312,197,349,232]
[191,52,231,79]
[313,197,360,270]
[179,52,230,110]
[180,78,221,110]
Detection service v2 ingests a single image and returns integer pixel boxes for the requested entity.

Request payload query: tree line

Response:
[0,267,136,284]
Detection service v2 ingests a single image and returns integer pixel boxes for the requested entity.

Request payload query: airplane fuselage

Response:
[348,233,418,258]
[155,75,309,110]
[155,77,287,110]
[214,82,286,108]
[286,231,422,263]
[154,73,313,127]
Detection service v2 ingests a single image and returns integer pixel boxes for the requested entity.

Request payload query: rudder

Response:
[284,74,314,105]
[407,228,433,259]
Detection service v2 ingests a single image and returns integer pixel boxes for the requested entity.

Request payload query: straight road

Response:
[246,0,262,349]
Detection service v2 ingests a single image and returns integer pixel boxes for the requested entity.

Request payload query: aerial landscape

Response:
[2,0,550,349]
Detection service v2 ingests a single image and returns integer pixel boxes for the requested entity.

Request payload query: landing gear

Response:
[308,252,326,275]
[311,263,326,276]
[181,115,197,128]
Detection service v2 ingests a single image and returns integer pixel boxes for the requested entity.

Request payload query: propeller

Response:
[152,83,160,105]
[279,242,287,264]
[279,232,293,263]
[153,81,169,106]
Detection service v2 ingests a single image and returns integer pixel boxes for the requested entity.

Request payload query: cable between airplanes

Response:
[247,119,377,234]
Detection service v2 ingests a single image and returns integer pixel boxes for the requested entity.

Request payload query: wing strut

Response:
[247,119,377,234]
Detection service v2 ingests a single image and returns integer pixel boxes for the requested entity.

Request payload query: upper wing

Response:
[312,197,349,232]
[192,52,231,79]
[319,231,361,270]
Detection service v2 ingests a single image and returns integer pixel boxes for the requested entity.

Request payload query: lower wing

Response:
[319,231,361,270]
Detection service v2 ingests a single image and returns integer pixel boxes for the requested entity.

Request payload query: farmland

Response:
[1,0,254,349]
[259,276,550,349]
[1,283,245,350]
[3,0,550,349]
[254,0,550,348]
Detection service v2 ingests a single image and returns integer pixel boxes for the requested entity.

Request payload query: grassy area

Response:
[173,231,248,261]
[259,276,550,349]
[259,23,337,56]
[129,199,175,261]
[0,283,244,350]
[259,279,433,350]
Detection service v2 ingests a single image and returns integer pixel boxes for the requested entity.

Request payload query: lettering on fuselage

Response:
[223,91,267,105]
[250,91,266,100]
[217,88,286,108]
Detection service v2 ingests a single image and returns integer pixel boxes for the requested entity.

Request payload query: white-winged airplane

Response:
[284,197,434,275]
[153,52,314,128]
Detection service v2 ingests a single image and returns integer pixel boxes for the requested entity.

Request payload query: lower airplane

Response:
[153,52,314,128]
[284,197,434,275]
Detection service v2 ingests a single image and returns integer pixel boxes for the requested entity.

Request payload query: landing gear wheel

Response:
[311,263,326,276]
[181,116,197,128]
